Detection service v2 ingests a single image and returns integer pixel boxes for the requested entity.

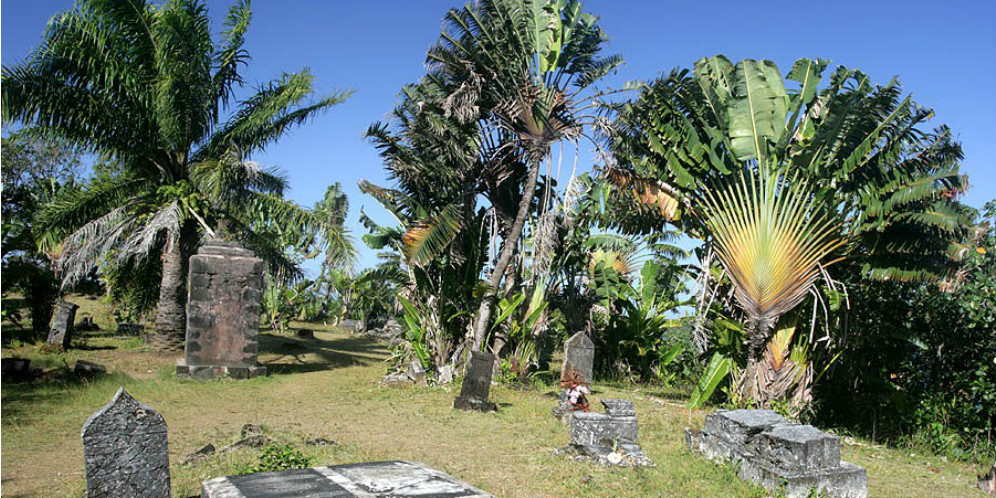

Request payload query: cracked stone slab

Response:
[201,461,493,498]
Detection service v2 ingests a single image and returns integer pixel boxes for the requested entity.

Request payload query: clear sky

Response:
[3,0,995,273]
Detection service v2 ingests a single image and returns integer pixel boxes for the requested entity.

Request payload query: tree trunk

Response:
[150,234,189,353]
[470,157,542,351]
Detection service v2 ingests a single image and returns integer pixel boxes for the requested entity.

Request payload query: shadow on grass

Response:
[1,371,134,424]
[261,332,389,375]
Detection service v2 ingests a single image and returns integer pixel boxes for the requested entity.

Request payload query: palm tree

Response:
[427,0,621,351]
[2,0,349,351]
[607,56,973,405]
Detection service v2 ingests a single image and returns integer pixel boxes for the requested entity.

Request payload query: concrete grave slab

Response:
[201,461,494,498]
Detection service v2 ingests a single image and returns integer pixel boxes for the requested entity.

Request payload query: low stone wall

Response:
[686,409,867,498]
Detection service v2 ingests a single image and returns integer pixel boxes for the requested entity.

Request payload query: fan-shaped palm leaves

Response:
[1,0,348,351]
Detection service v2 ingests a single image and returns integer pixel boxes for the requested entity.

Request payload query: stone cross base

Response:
[201,461,493,498]
[686,409,867,498]
[176,358,267,380]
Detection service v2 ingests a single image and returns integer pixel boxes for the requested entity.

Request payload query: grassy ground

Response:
[0,297,986,498]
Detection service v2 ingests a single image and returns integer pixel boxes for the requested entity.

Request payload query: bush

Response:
[240,444,315,474]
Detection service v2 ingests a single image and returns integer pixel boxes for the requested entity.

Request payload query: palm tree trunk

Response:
[470,157,542,351]
[150,235,189,353]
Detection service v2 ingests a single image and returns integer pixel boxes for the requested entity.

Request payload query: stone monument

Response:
[81,388,170,498]
[202,460,494,498]
[686,409,867,498]
[47,301,79,349]
[557,399,654,466]
[453,351,497,412]
[561,331,594,383]
[176,239,267,380]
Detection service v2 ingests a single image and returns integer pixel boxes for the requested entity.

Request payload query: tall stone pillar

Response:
[176,240,267,380]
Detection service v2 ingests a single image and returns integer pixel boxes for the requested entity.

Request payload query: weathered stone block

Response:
[570,412,638,446]
[47,301,79,349]
[179,239,266,380]
[454,351,497,412]
[739,458,868,498]
[601,399,635,417]
[561,331,594,383]
[703,409,786,448]
[82,388,170,498]
[74,360,107,377]
[750,423,842,472]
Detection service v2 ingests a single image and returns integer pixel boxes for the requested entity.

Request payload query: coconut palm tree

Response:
[1,0,349,351]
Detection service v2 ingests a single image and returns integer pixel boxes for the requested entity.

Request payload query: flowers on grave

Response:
[606,449,624,465]
[559,370,590,412]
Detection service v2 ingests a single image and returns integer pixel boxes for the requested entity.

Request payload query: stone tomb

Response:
[201,460,494,498]
[82,388,171,498]
[177,240,267,380]
[47,300,79,349]
[560,331,594,383]
[453,351,497,412]
[686,409,867,498]
[559,399,654,467]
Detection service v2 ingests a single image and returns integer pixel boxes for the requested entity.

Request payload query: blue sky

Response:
[4,0,995,273]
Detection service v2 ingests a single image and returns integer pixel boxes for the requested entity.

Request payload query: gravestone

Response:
[176,239,267,380]
[2,358,31,382]
[558,399,654,467]
[561,331,594,383]
[117,322,144,336]
[81,388,170,498]
[202,461,494,498]
[453,351,497,412]
[47,301,79,349]
[687,410,867,498]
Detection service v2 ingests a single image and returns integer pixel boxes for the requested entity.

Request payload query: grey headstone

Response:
[117,322,144,336]
[561,331,594,383]
[453,351,497,412]
[569,411,639,446]
[74,360,107,377]
[177,239,267,380]
[81,388,170,498]
[2,358,31,382]
[47,301,79,349]
[749,424,842,472]
[201,461,494,498]
[704,409,786,448]
[601,399,635,417]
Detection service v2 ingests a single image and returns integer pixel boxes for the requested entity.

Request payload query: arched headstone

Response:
[81,388,170,498]
[561,331,594,383]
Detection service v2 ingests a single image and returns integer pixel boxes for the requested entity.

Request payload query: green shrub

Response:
[240,444,315,474]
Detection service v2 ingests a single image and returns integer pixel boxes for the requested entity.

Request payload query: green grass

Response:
[0,305,986,498]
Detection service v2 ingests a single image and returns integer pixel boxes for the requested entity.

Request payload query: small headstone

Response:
[176,240,267,380]
[182,444,216,465]
[47,301,79,349]
[295,328,315,339]
[407,359,427,384]
[2,358,31,382]
[339,319,364,332]
[453,351,497,412]
[74,360,107,377]
[117,322,144,336]
[81,388,170,498]
[201,461,494,498]
[561,331,594,383]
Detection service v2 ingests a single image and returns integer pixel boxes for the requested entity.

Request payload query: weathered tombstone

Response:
[117,322,144,336]
[453,351,497,412]
[176,239,266,380]
[74,360,107,377]
[686,410,867,498]
[201,460,494,498]
[561,331,594,383]
[47,301,79,349]
[81,388,170,498]
[558,399,654,466]
[2,358,31,382]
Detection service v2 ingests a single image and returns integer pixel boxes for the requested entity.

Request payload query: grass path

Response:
[1,320,984,498]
